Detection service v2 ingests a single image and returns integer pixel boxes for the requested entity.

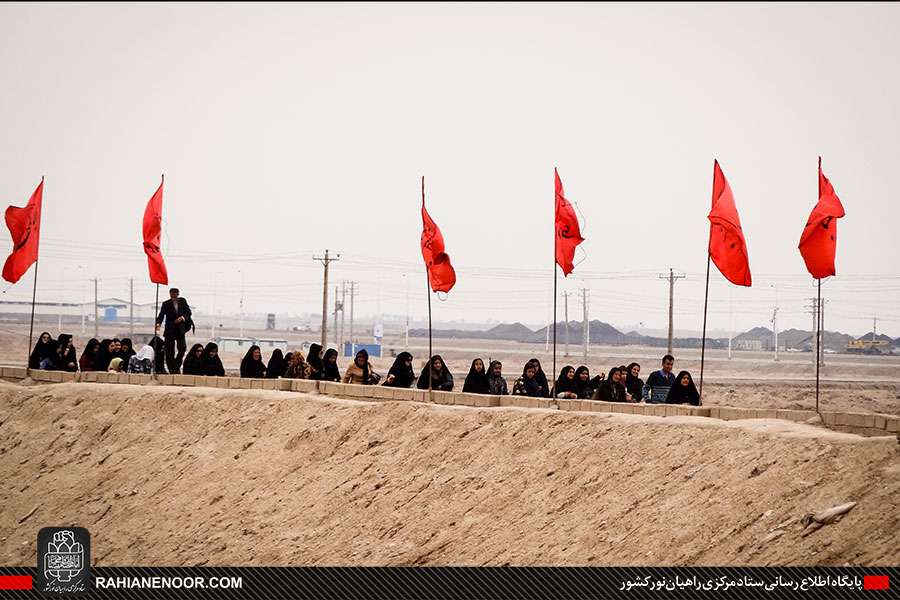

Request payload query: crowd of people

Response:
[29,328,698,405]
[27,289,700,405]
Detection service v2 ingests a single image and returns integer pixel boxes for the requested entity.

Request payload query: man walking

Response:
[642,354,676,404]
[156,287,193,375]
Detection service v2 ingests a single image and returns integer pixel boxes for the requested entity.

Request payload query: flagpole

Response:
[698,260,712,406]
[422,176,433,398]
[26,261,39,374]
[552,169,557,400]
[816,278,821,412]
[25,176,44,376]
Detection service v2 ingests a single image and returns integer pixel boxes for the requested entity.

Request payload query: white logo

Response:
[44,530,83,583]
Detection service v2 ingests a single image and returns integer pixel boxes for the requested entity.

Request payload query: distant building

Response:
[735,339,763,352]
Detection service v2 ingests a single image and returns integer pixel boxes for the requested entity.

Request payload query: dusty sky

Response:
[1,3,899,337]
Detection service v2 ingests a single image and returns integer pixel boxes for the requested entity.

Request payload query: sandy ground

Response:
[3,324,898,416]
[1,381,898,566]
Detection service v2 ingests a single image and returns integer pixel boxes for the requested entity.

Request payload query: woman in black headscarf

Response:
[553,365,579,399]
[266,348,286,378]
[383,352,416,388]
[93,339,114,372]
[462,358,490,394]
[529,357,551,397]
[512,362,544,397]
[150,335,167,375]
[79,338,100,372]
[624,362,644,402]
[29,332,55,369]
[665,371,700,406]
[240,345,266,378]
[417,355,453,391]
[574,366,595,399]
[306,343,324,379]
[56,334,78,372]
[321,348,341,382]
[594,367,625,402]
[202,342,226,377]
[182,343,206,375]
[118,338,136,364]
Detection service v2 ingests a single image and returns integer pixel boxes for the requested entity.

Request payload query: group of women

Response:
[28,332,140,373]
[547,362,699,405]
[27,334,700,405]
[237,343,341,381]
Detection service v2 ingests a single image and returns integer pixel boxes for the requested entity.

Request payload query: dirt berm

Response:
[1,382,897,566]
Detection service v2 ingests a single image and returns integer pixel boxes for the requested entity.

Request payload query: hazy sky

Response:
[2,3,899,337]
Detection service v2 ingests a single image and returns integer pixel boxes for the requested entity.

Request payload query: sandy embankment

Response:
[1,381,898,566]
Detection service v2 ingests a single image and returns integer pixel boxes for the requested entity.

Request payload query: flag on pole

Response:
[799,157,845,279]
[142,177,169,285]
[2,179,43,284]
[554,168,584,276]
[420,180,456,293]
[708,160,752,286]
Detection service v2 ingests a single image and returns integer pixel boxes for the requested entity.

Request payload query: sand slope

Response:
[1,381,898,566]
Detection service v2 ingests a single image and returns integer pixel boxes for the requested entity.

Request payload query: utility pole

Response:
[808,297,819,366]
[562,291,571,357]
[658,268,685,355]
[347,281,359,351]
[872,315,878,343]
[129,277,134,336]
[313,250,340,350]
[92,278,99,338]
[339,281,346,351]
[819,297,826,367]
[580,288,590,361]
[771,284,779,361]
[404,274,410,350]
[333,284,340,347]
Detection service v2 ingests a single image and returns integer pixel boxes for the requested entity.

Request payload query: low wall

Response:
[2,366,898,437]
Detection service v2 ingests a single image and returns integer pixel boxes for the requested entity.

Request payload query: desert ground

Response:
[2,320,898,416]
[1,381,898,566]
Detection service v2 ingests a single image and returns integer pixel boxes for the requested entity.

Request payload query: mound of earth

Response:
[1,381,897,566]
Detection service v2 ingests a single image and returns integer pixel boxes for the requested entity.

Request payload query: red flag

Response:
[707,160,751,286]
[142,177,169,285]
[554,168,584,276]
[420,177,456,293]
[2,179,43,284]
[799,157,845,279]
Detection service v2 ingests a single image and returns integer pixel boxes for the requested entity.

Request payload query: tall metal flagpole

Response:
[698,161,717,406]
[422,176,433,396]
[25,177,43,374]
[816,279,821,411]
[552,169,558,400]
[698,256,712,405]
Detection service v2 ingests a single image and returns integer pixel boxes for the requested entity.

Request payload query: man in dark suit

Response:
[155,287,193,375]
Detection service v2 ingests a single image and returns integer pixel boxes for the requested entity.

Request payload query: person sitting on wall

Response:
[665,371,700,406]
[283,351,311,379]
[574,366,596,399]
[462,358,491,394]
[553,365,579,399]
[642,354,676,404]
[593,367,625,402]
[384,352,416,388]
[182,344,206,376]
[512,362,544,397]
[344,348,377,385]
[487,360,508,396]
[240,345,266,378]
[202,342,225,377]
[128,345,155,374]
[416,355,453,391]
